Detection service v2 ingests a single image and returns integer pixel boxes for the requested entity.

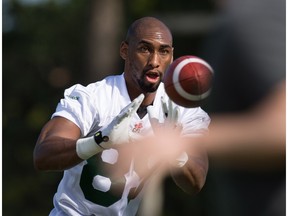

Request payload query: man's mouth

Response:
[145,71,160,83]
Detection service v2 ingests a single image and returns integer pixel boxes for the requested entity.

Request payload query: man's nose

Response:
[148,52,160,68]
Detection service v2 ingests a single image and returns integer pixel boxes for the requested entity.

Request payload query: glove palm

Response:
[100,94,144,148]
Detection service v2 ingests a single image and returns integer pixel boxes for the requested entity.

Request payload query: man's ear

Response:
[170,47,174,63]
[120,41,128,60]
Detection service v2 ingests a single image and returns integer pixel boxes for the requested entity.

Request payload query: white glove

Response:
[147,97,182,132]
[147,97,188,168]
[76,94,144,159]
[100,94,144,148]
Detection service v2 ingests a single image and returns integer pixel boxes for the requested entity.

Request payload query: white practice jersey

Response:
[49,73,210,216]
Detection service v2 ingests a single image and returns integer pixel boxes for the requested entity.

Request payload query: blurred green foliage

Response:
[3,0,214,215]
[3,1,92,215]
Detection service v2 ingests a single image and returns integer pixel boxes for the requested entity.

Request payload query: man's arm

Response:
[170,137,209,195]
[34,94,145,172]
[33,116,83,171]
[203,81,286,169]
[146,98,209,195]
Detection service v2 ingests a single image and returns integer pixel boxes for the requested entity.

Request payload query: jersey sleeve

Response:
[179,107,211,137]
[51,84,98,137]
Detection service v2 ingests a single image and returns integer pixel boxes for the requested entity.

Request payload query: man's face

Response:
[122,27,173,93]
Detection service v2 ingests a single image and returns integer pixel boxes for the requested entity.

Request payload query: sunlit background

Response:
[3,0,285,216]
[3,0,216,215]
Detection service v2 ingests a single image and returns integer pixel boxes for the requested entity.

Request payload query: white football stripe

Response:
[173,57,213,101]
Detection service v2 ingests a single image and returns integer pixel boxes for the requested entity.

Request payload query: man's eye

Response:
[139,47,149,52]
[159,49,170,55]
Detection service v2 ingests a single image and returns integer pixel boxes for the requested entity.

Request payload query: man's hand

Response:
[99,94,144,148]
[76,94,144,160]
[147,97,187,168]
